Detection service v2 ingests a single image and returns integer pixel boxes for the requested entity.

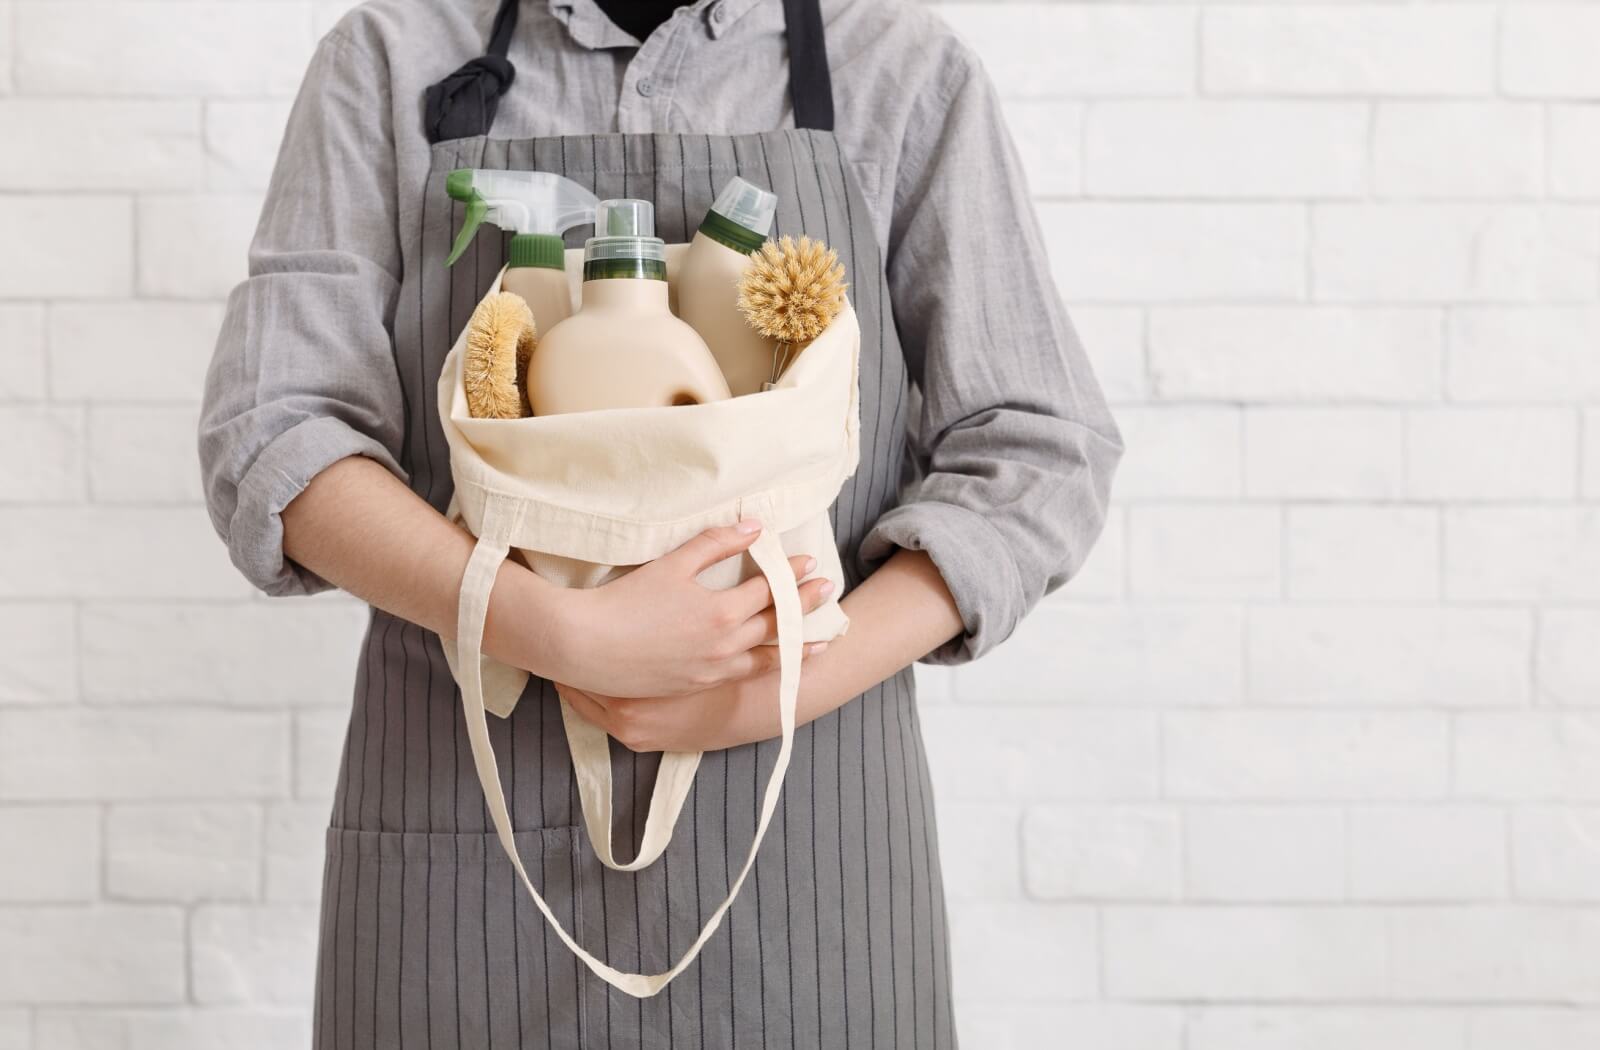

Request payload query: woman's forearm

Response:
[793,547,963,724]
[280,456,827,703]
[282,457,962,744]
[280,455,564,675]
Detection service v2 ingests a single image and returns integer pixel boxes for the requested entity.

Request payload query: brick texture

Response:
[4,1,1598,1044]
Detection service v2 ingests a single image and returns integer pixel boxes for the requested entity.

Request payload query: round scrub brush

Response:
[463,291,536,419]
[737,234,848,387]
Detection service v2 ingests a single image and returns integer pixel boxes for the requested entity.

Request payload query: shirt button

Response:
[711,3,727,24]
[637,78,656,97]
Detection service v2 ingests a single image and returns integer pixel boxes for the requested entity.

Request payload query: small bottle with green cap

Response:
[528,199,731,417]
[445,169,598,335]
[678,176,780,397]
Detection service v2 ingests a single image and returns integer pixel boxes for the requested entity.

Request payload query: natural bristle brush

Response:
[463,291,537,419]
[736,234,848,389]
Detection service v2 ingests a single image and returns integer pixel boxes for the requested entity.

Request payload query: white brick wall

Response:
[4,2,1600,1047]
[1201,6,1496,97]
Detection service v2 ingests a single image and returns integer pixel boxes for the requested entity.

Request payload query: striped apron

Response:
[312,1,956,1046]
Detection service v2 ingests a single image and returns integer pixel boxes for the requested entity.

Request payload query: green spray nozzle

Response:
[445,173,489,267]
[444,169,600,269]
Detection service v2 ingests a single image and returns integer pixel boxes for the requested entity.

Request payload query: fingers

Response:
[731,575,836,649]
[555,684,611,728]
[558,687,657,752]
[716,637,831,683]
[725,553,817,621]
[665,519,764,576]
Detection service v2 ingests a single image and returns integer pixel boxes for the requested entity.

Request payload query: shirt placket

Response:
[616,15,695,134]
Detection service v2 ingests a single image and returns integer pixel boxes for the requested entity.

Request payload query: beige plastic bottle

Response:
[501,263,574,337]
[528,199,732,416]
[677,177,779,397]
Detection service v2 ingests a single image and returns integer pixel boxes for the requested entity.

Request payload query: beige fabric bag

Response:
[438,261,860,997]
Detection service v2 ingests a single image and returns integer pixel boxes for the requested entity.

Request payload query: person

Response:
[198,0,1122,1046]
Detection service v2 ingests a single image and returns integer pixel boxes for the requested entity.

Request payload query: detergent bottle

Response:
[529,199,732,416]
[445,169,598,333]
[677,176,779,396]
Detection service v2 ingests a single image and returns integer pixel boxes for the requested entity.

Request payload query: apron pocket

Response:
[315,827,588,1049]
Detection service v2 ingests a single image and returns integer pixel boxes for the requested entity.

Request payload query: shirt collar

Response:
[548,0,767,47]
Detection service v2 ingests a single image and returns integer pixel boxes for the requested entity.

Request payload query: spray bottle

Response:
[677,176,779,397]
[529,199,731,416]
[445,169,598,333]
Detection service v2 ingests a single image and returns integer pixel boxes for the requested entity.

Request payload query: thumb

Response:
[663,519,764,577]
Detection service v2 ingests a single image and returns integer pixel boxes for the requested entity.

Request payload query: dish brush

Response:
[463,291,536,419]
[736,234,848,387]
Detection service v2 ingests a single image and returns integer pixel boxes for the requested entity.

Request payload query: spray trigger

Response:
[446,192,488,267]
[443,169,600,270]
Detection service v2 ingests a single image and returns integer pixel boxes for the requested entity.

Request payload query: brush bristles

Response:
[463,292,536,419]
[737,235,848,346]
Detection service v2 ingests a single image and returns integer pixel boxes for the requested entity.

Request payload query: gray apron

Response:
[313,3,955,1046]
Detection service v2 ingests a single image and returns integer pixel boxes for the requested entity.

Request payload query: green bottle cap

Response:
[699,176,775,254]
[581,199,668,281]
[582,257,669,281]
[697,209,767,255]
[508,233,567,271]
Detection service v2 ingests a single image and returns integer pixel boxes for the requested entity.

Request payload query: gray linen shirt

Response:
[199,0,1123,664]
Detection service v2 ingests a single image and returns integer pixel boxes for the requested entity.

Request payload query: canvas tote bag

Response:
[438,261,860,997]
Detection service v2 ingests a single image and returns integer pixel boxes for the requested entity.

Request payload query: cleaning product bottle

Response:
[677,176,780,397]
[529,199,732,416]
[445,169,598,333]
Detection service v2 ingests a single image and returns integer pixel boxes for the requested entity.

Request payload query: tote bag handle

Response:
[558,691,701,873]
[454,493,802,998]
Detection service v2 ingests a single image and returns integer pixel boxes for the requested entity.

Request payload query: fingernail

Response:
[807,641,830,655]
[736,518,761,534]
[803,557,817,574]
[819,580,836,598]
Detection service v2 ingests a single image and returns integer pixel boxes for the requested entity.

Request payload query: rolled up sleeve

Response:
[199,27,407,596]
[860,42,1124,665]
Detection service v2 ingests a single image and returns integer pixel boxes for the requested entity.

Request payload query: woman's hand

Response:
[542,519,835,699]
[557,548,966,754]
[555,663,801,754]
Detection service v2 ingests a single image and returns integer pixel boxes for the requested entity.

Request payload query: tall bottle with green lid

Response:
[678,176,779,396]
[445,169,597,334]
[528,199,731,417]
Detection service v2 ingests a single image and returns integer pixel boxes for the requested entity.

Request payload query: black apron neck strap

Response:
[783,0,834,132]
[424,0,836,144]
[425,0,521,144]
